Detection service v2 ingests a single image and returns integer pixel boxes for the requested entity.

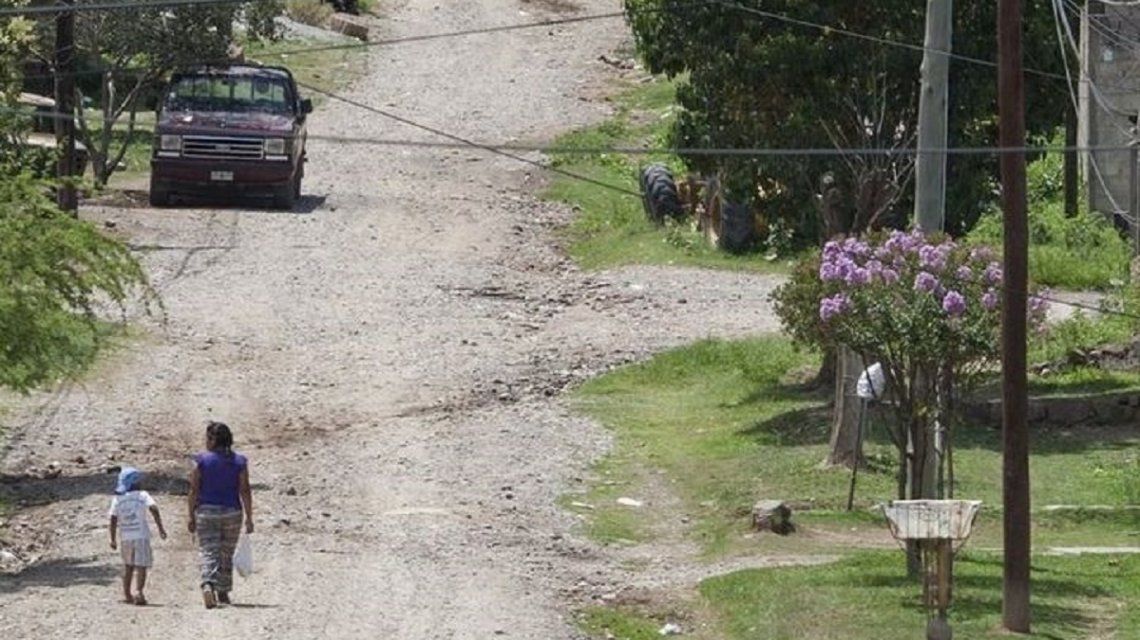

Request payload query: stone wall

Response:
[965,391,1140,428]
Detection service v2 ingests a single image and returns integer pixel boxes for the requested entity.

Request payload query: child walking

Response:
[109,467,167,605]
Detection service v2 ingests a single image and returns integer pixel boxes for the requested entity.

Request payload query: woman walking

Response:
[188,421,253,608]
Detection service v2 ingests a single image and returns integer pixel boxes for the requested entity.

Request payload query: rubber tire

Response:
[638,164,683,225]
[148,178,170,207]
[716,201,757,254]
[274,180,297,211]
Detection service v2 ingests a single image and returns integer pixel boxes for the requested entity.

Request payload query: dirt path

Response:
[0,1,784,637]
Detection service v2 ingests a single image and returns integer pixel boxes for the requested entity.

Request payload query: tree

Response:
[0,170,154,390]
[623,0,1069,237]
[625,0,1067,469]
[773,232,1049,501]
[29,0,282,186]
[1,8,154,391]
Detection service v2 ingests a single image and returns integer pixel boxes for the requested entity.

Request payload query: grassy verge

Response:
[699,551,1140,640]
[544,78,797,274]
[569,336,1140,556]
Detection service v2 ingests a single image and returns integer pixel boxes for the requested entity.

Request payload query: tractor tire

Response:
[639,164,683,225]
[716,200,758,254]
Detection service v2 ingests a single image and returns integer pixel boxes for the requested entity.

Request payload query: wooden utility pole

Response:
[914,0,953,505]
[54,0,78,214]
[1064,89,1079,217]
[998,0,1031,633]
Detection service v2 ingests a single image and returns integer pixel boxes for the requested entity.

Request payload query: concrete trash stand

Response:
[882,500,982,640]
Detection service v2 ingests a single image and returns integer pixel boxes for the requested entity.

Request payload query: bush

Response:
[968,140,1133,290]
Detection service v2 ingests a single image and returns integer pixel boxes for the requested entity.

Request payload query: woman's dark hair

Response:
[206,421,234,456]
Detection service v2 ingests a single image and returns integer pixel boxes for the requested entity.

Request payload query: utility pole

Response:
[915,0,953,232]
[54,0,78,214]
[1064,6,1080,218]
[913,0,953,505]
[998,0,1031,633]
[1065,101,1079,217]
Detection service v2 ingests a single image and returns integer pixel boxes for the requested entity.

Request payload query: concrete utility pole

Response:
[913,0,953,504]
[54,0,78,214]
[914,0,953,232]
[997,0,1031,633]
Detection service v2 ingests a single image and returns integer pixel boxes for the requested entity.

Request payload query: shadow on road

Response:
[0,556,116,594]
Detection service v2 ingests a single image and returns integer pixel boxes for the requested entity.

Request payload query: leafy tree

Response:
[624,0,1069,238]
[0,171,154,391]
[29,0,283,186]
[1,4,154,391]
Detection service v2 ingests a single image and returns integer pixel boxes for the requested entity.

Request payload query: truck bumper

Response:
[150,157,295,196]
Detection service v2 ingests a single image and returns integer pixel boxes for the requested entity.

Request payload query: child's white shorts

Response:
[120,539,153,568]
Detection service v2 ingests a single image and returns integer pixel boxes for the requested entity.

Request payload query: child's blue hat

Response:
[115,467,141,495]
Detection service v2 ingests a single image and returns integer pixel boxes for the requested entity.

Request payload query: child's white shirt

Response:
[108,490,156,541]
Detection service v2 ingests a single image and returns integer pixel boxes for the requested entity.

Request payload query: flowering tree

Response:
[773,230,1048,502]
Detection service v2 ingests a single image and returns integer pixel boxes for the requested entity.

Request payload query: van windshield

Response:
[164,75,293,114]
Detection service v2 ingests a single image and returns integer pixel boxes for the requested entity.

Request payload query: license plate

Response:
[210,170,234,182]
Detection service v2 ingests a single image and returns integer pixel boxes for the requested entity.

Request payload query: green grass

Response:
[545,78,798,274]
[578,607,667,640]
[698,551,1140,640]
[570,336,1140,558]
[1028,367,1140,396]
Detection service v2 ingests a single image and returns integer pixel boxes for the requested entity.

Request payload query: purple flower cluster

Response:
[914,271,940,294]
[816,231,1023,324]
[821,239,899,287]
[982,288,999,310]
[983,262,1003,286]
[942,290,966,317]
[819,293,851,322]
[919,243,952,272]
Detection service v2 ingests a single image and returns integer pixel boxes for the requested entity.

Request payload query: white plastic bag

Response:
[856,362,886,400]
[234,535,254,578]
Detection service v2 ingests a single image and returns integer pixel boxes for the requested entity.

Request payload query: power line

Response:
[226,10,629,59]
[293,81,643,198]
[15,104,1140,157]
[0,0,250,17]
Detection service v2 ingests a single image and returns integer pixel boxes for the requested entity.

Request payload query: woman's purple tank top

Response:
[195,450,247,510]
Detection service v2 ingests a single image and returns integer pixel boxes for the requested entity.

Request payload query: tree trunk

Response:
[825,345,864,468]
[813,348,837,390]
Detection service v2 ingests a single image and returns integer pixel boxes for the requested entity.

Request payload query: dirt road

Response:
[0,1,783,636]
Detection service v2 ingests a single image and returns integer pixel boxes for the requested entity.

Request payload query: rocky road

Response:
[0,1,783,636]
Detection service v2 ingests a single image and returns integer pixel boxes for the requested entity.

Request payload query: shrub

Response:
[968,140,1132,290]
